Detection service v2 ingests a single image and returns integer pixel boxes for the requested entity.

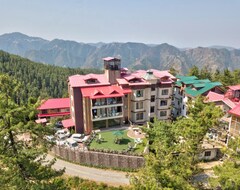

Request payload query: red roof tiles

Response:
[227,85,240,91]
[81,85,131,99]
[69,74,110,87]
[37,98,70,110]
[229,104,240,117]
[62,118,75,128]
[206,91,236,109]
[206,91,224,102]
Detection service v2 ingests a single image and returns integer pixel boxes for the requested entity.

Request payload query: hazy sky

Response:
[0,0,239,48]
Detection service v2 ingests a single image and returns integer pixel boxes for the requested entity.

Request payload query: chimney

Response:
[103,57,121,84]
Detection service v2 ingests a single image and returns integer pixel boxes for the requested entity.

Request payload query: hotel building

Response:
[67,57,176,134]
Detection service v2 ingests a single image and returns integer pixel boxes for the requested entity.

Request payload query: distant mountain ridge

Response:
[0,32,240,74]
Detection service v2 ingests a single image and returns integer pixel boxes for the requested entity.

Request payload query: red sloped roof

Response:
[227,85,240,91]
[223,98,237,109]
[205,91,224,102]
[81,85,127,99]
[62,118,75,128]
[205,91,236,109]
[229,104,240,117]
[69,74,110,87]
[37,98,70,110]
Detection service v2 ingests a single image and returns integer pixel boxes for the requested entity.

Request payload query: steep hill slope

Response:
[1,32,240,74]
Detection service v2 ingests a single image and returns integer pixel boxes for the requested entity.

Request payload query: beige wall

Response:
[230,115,240,136]
[130,85,173,123]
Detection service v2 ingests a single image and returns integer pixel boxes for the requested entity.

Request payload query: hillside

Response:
[1,32,240,74]
[0,50,101,102]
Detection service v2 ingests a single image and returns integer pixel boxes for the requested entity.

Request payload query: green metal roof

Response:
[175,76,199,86]
[175,75,222,97]
[193,83,206,88]
[176,75,198,81]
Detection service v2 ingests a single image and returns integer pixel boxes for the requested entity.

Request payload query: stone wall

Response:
[51,146,144,170]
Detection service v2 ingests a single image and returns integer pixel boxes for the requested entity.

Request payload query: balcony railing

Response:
[92,99,123,107]
[92,112,123,121]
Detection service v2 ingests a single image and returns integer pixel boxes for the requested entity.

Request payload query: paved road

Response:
[46,154,130,187]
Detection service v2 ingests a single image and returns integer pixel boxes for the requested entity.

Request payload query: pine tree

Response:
[0,74,67,190]
[209,137,240,189]
[131,97,223,190]
[188,66,200,78]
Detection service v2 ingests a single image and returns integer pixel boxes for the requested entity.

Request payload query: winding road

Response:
[46,154,130,187]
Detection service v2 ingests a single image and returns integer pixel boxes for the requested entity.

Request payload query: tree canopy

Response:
[0,50,102,103]
[188,65,240,87]
[209,137,240,190]
[131,97,223,190]
[0,74,67,189]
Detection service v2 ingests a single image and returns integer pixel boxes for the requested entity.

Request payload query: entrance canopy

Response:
[35,118,47,124]
[62,118,75,128]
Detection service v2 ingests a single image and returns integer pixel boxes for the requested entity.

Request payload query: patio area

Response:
[89,128,146,153]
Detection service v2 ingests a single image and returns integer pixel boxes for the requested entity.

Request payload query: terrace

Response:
[92,106,123,121]
[92,97,123,107]
[89,128,146,154]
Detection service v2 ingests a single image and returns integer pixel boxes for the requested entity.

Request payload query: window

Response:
[160,111,167,117]
[151,86,155,91]
[204,151,211,157]
[136,102,143,110]
[136,90,144,97]
[117,106,122,113]
[182,105,185,110]
[42,110,48,114]
[160,100,167,106]
[162,89,169,95]
[150,106,155,113]
[151,95,155,102]
[86,78,98,84]
[136,113,144,120]
[150,117,154,123]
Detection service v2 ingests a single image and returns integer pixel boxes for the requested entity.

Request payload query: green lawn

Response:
[89,129,145,153]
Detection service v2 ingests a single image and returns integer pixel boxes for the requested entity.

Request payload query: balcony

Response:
[92,112,123,121]
[92,98,123,108]
[92,106,123,121]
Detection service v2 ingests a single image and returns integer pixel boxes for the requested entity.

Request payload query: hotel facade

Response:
[67,57,176,134]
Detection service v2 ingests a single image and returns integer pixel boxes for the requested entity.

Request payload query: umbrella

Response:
[112,130,124,136]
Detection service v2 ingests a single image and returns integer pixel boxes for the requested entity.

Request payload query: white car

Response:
[45,135,56,143]
[65,138,79,149]
[55,133,68,146]
[70,133,85,143]
[55,129,70,138]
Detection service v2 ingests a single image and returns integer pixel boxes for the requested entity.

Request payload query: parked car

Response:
[45,135,56,143]
[55,129,70,138]
[53,125,63,132]
[65,138,79,150]
[53,121,63,131]
[70,133,85,143]
[55,121,63,127]
[55,133,68,146]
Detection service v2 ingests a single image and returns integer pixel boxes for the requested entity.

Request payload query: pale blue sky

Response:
[0,0,239,48]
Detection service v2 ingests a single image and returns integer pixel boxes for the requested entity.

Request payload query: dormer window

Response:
[129,78,142,83]
[160,76,170,82]
[84,78,99,84]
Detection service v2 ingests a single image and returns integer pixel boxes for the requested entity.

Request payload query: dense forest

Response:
[0,50,102,103]
[1,50,240,104]
[187,65,240,87]
[1,51,240,189]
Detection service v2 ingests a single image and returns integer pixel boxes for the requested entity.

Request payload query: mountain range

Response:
[0,32,240,74]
